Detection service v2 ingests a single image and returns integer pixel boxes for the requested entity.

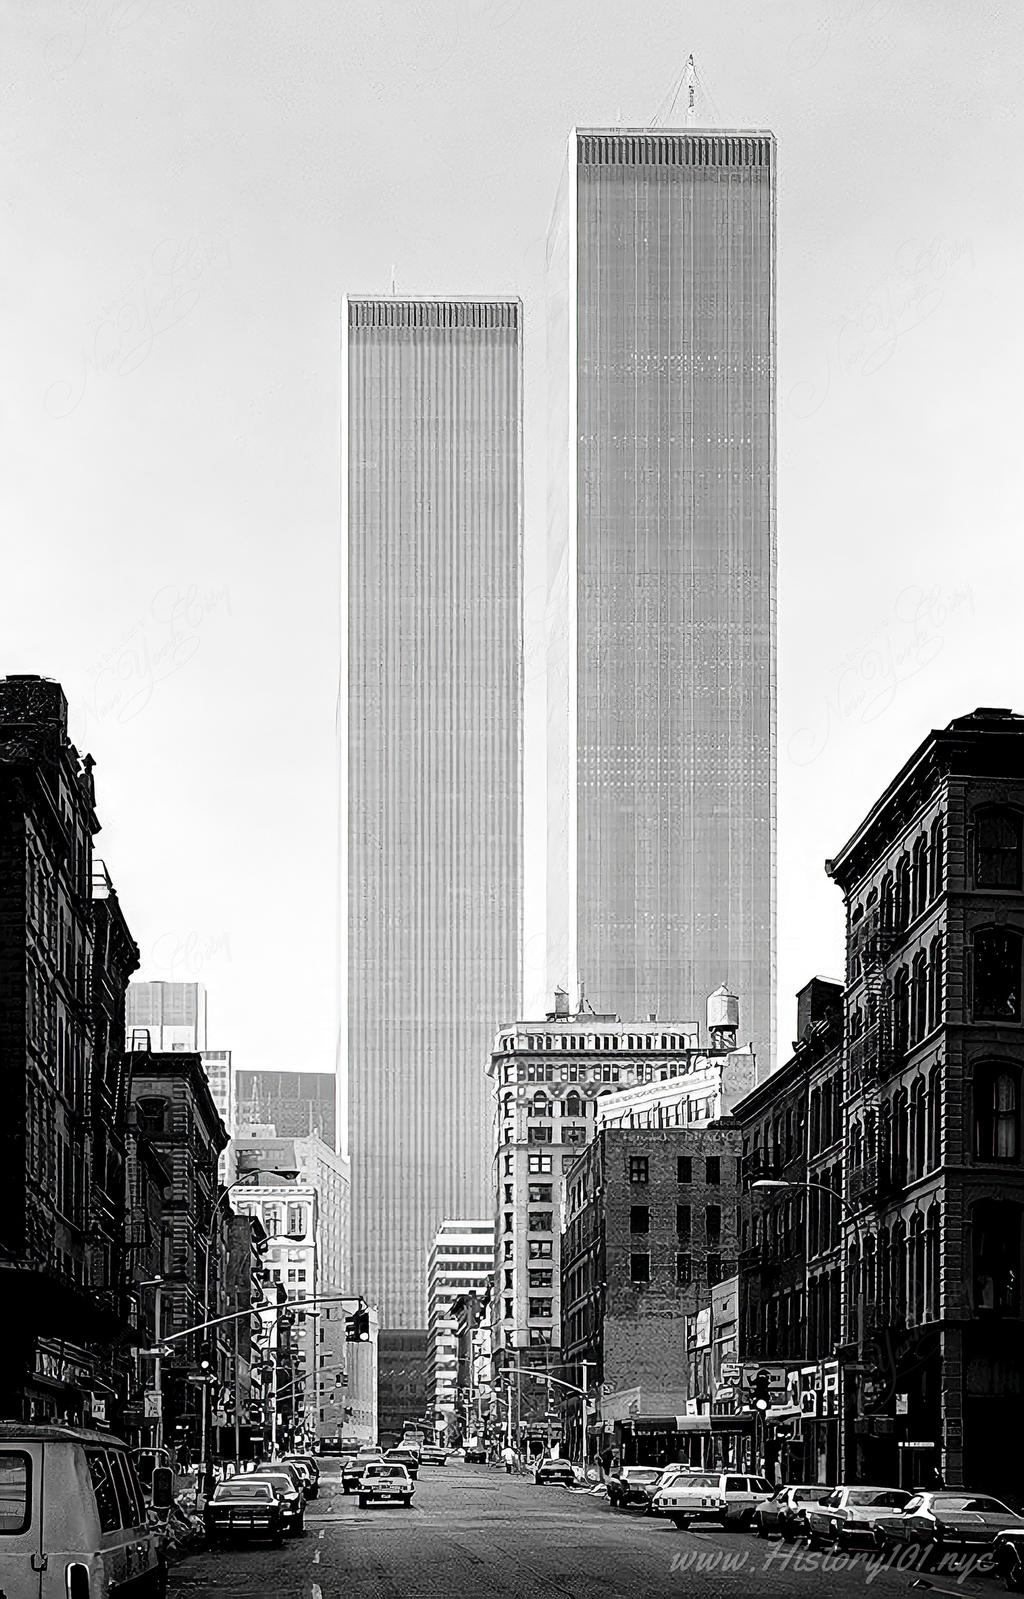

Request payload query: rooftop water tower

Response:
[707,984,739,1050]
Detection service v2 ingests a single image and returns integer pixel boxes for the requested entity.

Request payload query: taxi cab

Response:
[0,1422,167,1597]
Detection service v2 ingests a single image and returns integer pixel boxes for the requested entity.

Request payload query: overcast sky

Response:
[3,0,1021,1110]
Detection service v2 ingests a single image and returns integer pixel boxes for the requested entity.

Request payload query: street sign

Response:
[144,1392,162,1418]
[895,1393,909,1416]
[899,1441,933,1449]
[90,1398,106,1422]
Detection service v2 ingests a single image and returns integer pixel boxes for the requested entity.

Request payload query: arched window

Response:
[134,1096,168,1134]
[850,1119,863,1170]
[910,1078,926,1178]
[925,1205,940,1322]
[877,1225,891,1324]
[972,1199,1022,1315]
[847,1241,860,1343]
[973,927,1023,1021]
[974,807,1023,890]
[890,1218,907,1322]
[929,816,945,900]
[895,857,912,930]
[892,1089,909,1185]
[880,871,895,933]
[909,1213,926,1324]
[863,1233,877,1321]
[974,1064,1020,1160]
[864,1106,877,1164]
[927,1065,942,1170]
[912,949,928,1043]
[912,836,929,919]
[927,935,944,1033]
[893,968,910,1056]
[879,1099,892,1185]
[532,1091,551,1117]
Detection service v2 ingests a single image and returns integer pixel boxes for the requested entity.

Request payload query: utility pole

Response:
[233,1312,241,1472]
[153,1280,164,1456]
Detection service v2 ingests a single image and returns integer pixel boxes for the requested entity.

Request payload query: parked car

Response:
[204,1479,284,1547]
[235,1471,305,1535]
[358,1463,415,1508]
[342,1451,384,1493]
[535,1457,576,1487]
[752,1485,833,1541]
[606,1466,663,1510]
[384,1447,420,1480]
[463,1444,486,1464]
[420,1446,448,1466]
[873,1491,1021,1562]
[281,1454,320,1497]
[652,1471,774,1530]
[991,1528,1024,1590]
[804,1486,912,1550]
[0,1422,169,1599]
[251,1461,311,1502]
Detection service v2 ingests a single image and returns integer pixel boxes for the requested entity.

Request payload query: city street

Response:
[166,1461,1001,1598]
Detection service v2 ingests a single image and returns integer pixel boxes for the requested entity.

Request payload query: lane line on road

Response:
[313,1550,321,1564]
[318,1529,325,1539]
[312,1586,322,1599]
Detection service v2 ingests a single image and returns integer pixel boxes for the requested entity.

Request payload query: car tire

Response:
[755,1515,768,1539]
[1003,1550,1024,1593]
[671,1517,690,1531]
[294,1518,305,1536]
[807,1530,822,1551]
[358,1496,368,1508]
[272,1532,283,1548]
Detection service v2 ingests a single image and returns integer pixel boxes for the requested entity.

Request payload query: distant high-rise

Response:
[344,297,523,1326]
[547,128,777,1065]
[127,980,207,1052]
[234,1069,337,1148]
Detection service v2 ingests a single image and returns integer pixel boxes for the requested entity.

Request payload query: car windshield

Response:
[213,1482,273,1501]
[933,1496,1012,1515]
[366,1466,405,1479]
[793,1488,825,1501]
[248,1475,293,1492]
[847,1490,910,1507]
[625,1469,659,1481]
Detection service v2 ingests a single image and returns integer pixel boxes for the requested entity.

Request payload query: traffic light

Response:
[345,1308,370,1343]
[753,1369,771,1413]
[199,1347,212,1374]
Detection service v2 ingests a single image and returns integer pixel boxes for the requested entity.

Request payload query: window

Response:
[629,1156,649,1184]
[528,1154,552,1174]
[630,1254,650,1285]
[705,1157,720,1185]
[528,1298,552,1318]
[528,1240,552,1260]
[705,1205,721,1245]
[927,935,944,1033]
[0,1452,30,1533]
[86,1450,121,1532]
[630,1205,650,1234]
[263,1205,282,1237]
[503,1240,513,1261]
[528,1184,552,1204]
[975,808,1023,889]
[504,1298,513,1321]
[563,1126,587,1145]
[975,1065,1020,1160]
[972,1199,1022,1315]
[912,835,929,919]
[930,817,945,899]
[707,1255,723,1286]
[287,1204,306,1238]
[529,1329,553,1347]
[677,1204,691,1240]
[134,1096,167,1134]
[504,1185,513,1204]
[973,927,1023,1020]
[504,1212,513,1234]
[677,1156,692,1184]
[528,1213,553,1233]
[528,1126,553,1144]
[529,1269,553,1289]
[676,1254,692,1285]
[895,855,911,929]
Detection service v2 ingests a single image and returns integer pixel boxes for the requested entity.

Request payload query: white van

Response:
[0,1423,167,1597]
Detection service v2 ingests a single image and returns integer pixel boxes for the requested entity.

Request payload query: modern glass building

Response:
[344,298,523,1326]
[546,129,777,1066]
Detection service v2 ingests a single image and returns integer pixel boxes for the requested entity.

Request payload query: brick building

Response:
[128,1049,229,1448]
[826,707,1024,1490]
[561,1124,742,1465]
[0,674,141,1426]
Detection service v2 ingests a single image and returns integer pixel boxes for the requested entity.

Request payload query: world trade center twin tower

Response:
[345,128,777,1327]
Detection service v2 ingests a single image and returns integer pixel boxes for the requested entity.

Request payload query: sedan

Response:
[874,1491,1021,1562]
[420,1446,448,1466]
[753,1485,832,1542]
[237,1471,305,1535]
[342,1453,383,1493]
[535,1457,576,1487]
[805,1486,913,1550]
[281,1453,320,1497]
[251,1462,310,1502]
[606,1466,663,1510]
[203,1479,283,1546]
[358,1463,415,1508]
[384,1447,420,1480]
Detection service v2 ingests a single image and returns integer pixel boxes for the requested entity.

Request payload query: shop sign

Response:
[694,1309,712,1349]
[895,1393,909,1415]
[35,1349,93,1386]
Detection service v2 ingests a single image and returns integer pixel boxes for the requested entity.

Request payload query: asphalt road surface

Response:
[166,1460,1002,1598]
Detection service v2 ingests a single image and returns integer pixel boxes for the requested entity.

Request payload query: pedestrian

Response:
[178,1441,192,1474]
[502,1444,515,1474]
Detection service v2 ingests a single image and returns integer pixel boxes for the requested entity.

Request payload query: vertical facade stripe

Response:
[346,298,523,1327]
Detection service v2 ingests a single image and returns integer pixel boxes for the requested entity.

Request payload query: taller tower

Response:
[547,128,777,1065]
[344,297,523,1326]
